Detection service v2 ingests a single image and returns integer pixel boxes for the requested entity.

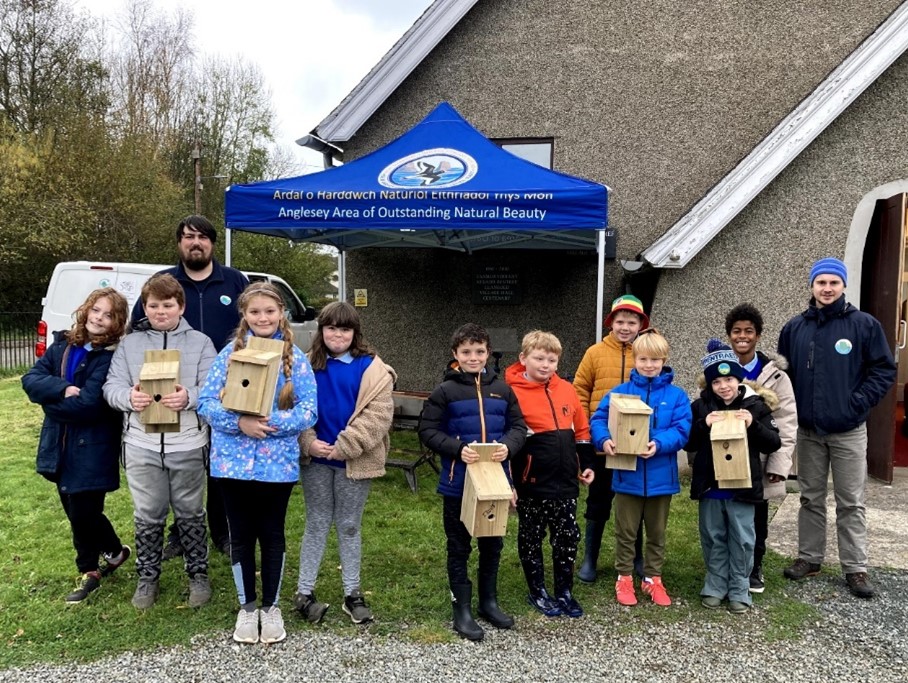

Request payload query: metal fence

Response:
[0,312,39,371]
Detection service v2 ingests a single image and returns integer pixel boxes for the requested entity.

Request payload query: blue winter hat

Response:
[809,257,847,287]
[702,339,745,384]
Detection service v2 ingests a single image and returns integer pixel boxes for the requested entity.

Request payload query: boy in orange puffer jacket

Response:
[507,331,595,618]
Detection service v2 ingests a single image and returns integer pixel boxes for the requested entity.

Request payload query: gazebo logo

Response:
[378,148,478,188]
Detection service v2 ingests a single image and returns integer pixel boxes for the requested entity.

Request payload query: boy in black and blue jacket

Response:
[419,323,526,642]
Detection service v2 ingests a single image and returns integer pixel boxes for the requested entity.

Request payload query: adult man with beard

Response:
[132,215,248,559]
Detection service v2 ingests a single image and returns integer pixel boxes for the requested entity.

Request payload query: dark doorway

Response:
[861,193,906,483]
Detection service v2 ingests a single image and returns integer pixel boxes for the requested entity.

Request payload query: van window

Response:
[270,280,304,321]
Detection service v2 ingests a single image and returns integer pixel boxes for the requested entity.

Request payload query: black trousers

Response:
[220,479,294,607]
[206,475,230,546]
[517,497,580,594]
[58,488,122,574]
[442,495,503,586]
[754,499,769,568]
[583,460,615,522]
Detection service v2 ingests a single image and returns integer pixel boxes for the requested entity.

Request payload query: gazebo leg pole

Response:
[338,249,347,302]
[596,229,605,341]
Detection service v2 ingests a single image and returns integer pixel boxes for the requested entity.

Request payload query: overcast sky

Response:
[75,0,434,172]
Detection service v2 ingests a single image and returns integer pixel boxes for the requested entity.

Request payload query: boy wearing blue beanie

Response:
[686,340,781,614]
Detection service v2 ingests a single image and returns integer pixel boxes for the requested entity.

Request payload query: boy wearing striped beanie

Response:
[573,294,650,583]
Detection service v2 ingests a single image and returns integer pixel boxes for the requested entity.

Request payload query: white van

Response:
[37,261,318,355]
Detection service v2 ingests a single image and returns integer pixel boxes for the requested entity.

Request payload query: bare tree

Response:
[0,0,103,133]
[106,0,195,152]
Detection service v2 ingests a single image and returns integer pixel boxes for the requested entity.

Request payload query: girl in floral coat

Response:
[199,283,317,645]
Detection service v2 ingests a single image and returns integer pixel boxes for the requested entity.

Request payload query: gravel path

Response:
[2,570,906,683]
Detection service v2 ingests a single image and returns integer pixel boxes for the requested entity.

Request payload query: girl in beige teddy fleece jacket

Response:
[294,302,396,625]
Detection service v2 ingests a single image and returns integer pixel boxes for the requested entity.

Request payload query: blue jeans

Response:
[699,498,755,604]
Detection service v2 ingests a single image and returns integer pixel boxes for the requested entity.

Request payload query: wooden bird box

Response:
[606,393,653,471]
[710,411,751,488]
[460,443,513,537]
[139,349,181,433]
[223,337,285,417]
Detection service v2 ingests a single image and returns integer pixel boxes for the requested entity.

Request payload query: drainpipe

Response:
[295,134,343,169]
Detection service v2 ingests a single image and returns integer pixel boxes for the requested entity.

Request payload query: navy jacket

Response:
[778,296,896,435]
[419,364,527,498]
[686,385,781,504]
[131,260,248,351]
[590,368,691,498]
[21,332,122,493]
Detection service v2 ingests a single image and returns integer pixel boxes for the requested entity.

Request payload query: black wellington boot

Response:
[578,519,605,583]
[451,582,484,641]
[477,569,514,629]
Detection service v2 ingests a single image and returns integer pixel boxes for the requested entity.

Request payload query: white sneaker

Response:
[260,606,286,644]
[233,608,259,644]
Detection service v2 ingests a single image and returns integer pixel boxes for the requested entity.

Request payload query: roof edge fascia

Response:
[641,2,908,269]
[315,0,480,143]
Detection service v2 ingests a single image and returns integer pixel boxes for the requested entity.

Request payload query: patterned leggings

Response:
[517,497,581,594]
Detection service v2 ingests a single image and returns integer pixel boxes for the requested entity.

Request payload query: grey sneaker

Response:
[188,573,211,608]
[260,606,287,644]
[701,595,723,609]
[233,608,259,644]
[65,571,101,604]
[131,580,160,609]
[293,591,329,623]
[727,600,750,614]
[343,589,373,624]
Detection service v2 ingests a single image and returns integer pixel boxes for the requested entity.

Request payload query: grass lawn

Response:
[0,376,815,669]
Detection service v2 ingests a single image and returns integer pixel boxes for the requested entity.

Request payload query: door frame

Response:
[845,181,908,483]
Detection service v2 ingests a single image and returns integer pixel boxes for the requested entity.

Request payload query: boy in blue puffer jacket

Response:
[590,330,691,607]
[419,323,526,642]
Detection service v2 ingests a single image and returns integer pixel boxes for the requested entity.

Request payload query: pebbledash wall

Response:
[333,0,908,393]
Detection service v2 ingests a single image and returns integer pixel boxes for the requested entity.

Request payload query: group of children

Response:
[24,279,791,644]
[416,293,791,640]
[24,276,394,645]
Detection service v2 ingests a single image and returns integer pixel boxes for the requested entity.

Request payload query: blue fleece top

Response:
[312,353,372,468]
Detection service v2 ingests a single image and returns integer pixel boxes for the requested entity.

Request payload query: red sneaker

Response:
[642,576,672,606]
[615,574,637,606]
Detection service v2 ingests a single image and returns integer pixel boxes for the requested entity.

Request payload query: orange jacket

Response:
[506,362,595,499]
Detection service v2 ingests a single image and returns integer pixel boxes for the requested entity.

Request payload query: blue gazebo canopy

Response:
[225,102,610,253]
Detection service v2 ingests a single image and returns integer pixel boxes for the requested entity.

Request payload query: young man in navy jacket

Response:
[778,257,896,598]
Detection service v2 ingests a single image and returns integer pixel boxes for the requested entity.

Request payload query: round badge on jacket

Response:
[220,295,232,306]
[834,338,853,355]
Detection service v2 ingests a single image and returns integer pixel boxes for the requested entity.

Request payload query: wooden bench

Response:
[387,391,438,492]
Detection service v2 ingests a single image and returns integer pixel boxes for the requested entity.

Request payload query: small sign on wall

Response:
[472,264,522,305]
[354,288,368,307]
